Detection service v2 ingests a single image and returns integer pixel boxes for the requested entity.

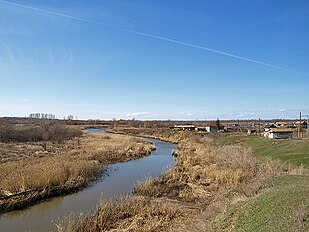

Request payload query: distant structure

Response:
[275,121,288,128]
[264,123,278,132]
[294,121,308,129]
[247,129,257,135]
[263,128,293,139]
[174,125,196,131]
[195,127,206,132]
[205,123,225,133]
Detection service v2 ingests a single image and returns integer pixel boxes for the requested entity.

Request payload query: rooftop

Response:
[270,128,293,133]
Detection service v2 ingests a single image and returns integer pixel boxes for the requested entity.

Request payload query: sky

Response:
[0,0,308,120]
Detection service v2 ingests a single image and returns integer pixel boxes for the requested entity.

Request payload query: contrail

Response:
[0,0,304,75]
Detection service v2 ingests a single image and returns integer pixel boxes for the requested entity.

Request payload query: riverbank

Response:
[0,131,154,213]
[59,127,309,231]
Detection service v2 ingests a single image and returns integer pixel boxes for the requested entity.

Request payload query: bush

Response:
[0,123,81,143]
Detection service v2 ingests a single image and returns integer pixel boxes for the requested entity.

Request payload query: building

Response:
[294,121,308,129]
[264,123,278,132]
[275,121,288,128]
[174,125,196,131]
[263,128,293,139]
[205,124,225,133]
[195,127,206,132]
[247,129,257,135]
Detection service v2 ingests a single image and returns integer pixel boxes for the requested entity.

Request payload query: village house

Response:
[275,121,288,128]
[264,123,278,132]
[174,125,196,131]
[195,127,206,132]
[205,123,225,133]
[263,128,293,139]
[247,129,257,135]
[294,121,308,129]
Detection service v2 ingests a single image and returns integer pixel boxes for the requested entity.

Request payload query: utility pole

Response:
[306,114,309,139]
[298,112,302,139]
[258,118,261,134]
[303,114,309,139]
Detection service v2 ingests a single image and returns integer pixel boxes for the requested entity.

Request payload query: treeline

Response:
[0,123,81,143]
[29,113,56,120]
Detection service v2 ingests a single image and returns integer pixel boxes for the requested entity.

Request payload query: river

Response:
[0,129,176,232]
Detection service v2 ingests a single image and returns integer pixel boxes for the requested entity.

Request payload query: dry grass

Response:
[0,132,154,212]
[136,133,307,229]
[0,122,82,143]
[105,127,183,143]
[56,196,189,232]
[66,127,307,232]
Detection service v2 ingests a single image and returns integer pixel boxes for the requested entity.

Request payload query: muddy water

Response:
[0,129,176,232]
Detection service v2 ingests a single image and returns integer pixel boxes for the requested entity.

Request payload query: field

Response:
[58,128,308,231]
[0,126,154,213]
[216,134,309,168]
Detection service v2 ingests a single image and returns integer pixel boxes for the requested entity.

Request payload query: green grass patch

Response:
[216,134,309,168]
[212,175,309,232]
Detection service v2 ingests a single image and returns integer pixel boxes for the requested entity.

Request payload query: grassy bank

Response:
[212,175,309,231]
[0,131,154,213]
[58,128,308,231]
[216,134,309,168]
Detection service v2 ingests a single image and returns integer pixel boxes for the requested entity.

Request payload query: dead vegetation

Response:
[56,196,190,232]
[0,122,82,143]
[136,131,307,230]
[0,131,154,213]
[59,128,308,232]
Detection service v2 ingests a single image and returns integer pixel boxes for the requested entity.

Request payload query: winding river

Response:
[0,129,176,232]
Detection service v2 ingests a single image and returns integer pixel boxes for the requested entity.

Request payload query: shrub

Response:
[0,123,81,143]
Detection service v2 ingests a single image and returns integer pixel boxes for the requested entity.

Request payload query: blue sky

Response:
[0,0,308,120]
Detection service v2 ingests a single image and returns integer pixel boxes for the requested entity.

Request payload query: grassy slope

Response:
[214,134,309,231]
[213,175,309,231]
[216,134,309,168]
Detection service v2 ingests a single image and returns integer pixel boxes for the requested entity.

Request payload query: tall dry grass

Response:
[134,131,308,230]
[136,133,307,200]
[56,196,189,232]
[0,122,81,143]
[0,132,154,212]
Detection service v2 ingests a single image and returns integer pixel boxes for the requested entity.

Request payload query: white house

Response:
[205,124,225,133]
[263,128,293,139]
[174,125,196,131]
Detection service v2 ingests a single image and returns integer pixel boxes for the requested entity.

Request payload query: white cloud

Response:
[126,112,149,117]
[180,112,193,116]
